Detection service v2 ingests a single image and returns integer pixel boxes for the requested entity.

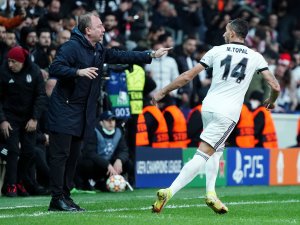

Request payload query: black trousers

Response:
[5,120,36,185]
[48,132,82,198]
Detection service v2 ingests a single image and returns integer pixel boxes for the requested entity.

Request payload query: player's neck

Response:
[229,38,245,45]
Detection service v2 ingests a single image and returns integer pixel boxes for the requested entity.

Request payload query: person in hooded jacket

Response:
[0,46,47,197]
[75,111,131,191]
[47,11,171,212]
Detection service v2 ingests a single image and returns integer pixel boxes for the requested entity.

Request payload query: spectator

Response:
[71,0,88,18]
[159,94,189,148]
[193,44,213,104]
[135,75,169,148]
[157,32,176,58]
[175,36,199,108]
[0,46,47,197]
[136,104,170,148]
[291,52,300,110]
[54,29,70,48]
[151,0,181,35]
[145,42,179,99]
[102,12,125,47]
[46,0,61,14]
[249,91,278,148]
[62,15,76,32]
[26,0,45,19]
[19,26,37,53]
[227,104,255,148]
[272,53,298,113]
[138,25,165,49]
[75,111,132,191]
[32,28,52,80]
[0,25,7,64]
[175,0,202,38]
[186,104,203,147]
[36,12,63,41]
[4,30,18,49]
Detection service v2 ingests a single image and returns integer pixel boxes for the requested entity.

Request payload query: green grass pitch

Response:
[0,186,299,225]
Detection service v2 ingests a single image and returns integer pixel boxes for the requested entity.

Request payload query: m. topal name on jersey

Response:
[227,47,248,54]
[137,160,182,174]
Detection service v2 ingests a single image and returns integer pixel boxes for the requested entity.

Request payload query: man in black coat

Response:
[0,46,47,197]
[47,11,171,211]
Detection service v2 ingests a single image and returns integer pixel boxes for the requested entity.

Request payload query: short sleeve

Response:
[200,47,216,68]
[255,53,269,72]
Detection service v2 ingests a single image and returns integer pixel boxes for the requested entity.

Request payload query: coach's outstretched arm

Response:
[152,64,205,106]
[261,70,281,110]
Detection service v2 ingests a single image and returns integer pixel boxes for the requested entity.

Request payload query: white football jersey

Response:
[200,42,268,122]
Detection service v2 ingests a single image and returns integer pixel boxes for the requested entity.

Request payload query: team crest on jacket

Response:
[26,74,32,83]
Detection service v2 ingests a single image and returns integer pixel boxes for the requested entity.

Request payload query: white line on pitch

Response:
[0,199,299,219]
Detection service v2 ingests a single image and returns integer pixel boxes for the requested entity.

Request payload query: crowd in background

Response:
[0,0,300,196]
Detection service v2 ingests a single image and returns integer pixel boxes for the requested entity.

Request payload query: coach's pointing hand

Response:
[154,47,173,58]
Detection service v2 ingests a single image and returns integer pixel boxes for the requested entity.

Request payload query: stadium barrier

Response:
[135,147,300,188]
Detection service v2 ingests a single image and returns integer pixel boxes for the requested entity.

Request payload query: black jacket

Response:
[0,58,47,122]
[81,124,129,170]
[47,27,152,138]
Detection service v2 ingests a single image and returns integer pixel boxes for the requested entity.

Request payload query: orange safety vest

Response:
[136,106,169,148]
[253,106,278,148]
[163,105,189,148]
[236,104,255,148]
[187,105,202,147]
[187,105,202,121]
[297,118,300,146]
[136,114,149,146]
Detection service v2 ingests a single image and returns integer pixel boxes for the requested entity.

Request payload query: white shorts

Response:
[200,111,236,151]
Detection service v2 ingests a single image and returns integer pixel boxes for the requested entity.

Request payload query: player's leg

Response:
[152,148,211,213]
[205,150,228,214]
[205,150,223,197]
[201,113,236,214]
[152,112,215,213]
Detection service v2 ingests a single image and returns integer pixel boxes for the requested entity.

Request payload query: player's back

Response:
[200,43,268,122]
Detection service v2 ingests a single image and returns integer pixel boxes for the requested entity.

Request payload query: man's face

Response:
[5,33,17,48]
[0,25,6,41]
[87,15,105,44]
[39,32,51,47]
[8,59,24,73]
[26,31,37,47]
[49,20,63,33]
[48,0,61,13]
[104,15,117,31]
[101,119,116,131]
[57,30,70,45]
[183,39,197,56]
[165,36,174,48]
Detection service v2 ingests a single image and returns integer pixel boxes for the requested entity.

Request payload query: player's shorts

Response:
[200,111,236,151]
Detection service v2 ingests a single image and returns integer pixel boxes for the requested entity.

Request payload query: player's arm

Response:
[152,63,205,105]
[260,69,280,110]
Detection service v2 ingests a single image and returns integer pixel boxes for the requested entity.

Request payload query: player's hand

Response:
[263,98,275,110]
[77,67,98,79]
[154,47,173,58]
